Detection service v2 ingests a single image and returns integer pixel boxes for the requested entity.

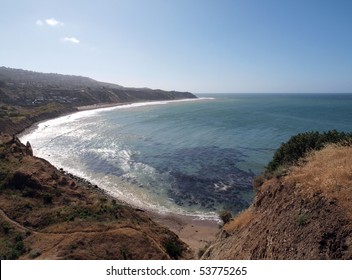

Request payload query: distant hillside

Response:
[0,66,196,107]
[0,66,120,90]
[0,67,196,134]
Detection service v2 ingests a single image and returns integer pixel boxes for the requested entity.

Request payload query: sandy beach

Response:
[76,102,127,111]
[148,211,220,256]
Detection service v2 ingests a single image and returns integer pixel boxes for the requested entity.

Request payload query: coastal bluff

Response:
[202,143,352,259]
[0,134,192,259]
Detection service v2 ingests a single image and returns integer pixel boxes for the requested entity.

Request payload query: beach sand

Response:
[76,102,126,111]
[148,211,220,257]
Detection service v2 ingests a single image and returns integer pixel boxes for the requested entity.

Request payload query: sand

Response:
[148,211,220,256]
[76,102,126,111]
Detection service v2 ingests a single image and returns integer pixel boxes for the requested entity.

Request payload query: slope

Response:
[202,144,352,259]
[0,134,192,259]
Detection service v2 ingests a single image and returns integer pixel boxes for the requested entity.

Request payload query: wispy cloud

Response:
[35,18,63,27]
[45,18,63,26]
[63,37,80,44]
[35,18,80,45]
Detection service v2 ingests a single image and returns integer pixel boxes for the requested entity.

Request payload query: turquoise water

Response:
[20,94,352,218]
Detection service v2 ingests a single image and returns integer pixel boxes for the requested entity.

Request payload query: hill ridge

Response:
[0,66,196,135]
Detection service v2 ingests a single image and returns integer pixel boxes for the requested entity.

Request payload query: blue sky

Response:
[1,0,351,93]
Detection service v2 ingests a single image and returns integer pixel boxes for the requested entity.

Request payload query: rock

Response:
[25,141,33,156]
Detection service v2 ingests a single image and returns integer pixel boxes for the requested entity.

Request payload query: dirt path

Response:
[0,207,169,257]
[0,208,29,233]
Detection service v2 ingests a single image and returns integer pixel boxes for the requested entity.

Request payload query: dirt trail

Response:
[0,208,29,233]
[0,207,169,256]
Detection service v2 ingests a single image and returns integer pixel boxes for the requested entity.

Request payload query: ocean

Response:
[20,93,352,219]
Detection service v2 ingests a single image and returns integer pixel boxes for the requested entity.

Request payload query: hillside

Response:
[0,134,192,259]
[202,144,352,259]
[0,67,196,134]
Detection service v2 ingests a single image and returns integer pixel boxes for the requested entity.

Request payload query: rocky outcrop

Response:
[25,141,33,156]
[202,145,352,260]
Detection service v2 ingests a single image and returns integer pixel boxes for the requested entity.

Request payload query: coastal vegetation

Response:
[265,130,352,174]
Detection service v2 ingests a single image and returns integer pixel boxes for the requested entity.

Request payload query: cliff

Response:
[0,134,192,259]
[0,66,197,135]
[202,144,352,259]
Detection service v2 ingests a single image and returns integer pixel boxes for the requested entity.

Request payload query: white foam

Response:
[81,97,215,114]
[21,97,215,144]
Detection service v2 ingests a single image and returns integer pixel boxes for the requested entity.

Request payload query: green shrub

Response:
[296,214,309,226]
[164,239,182,259]
[2,222,10,234]
[5,235,26,259]
[266,130,352,173]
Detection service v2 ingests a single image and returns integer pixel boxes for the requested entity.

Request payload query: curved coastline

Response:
[19,96,221,220]
[18,97,221,252]
[20,97,221,217]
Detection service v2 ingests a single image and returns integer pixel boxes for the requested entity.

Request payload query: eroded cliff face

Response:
[202,145,352,260]
[0,134,192,259]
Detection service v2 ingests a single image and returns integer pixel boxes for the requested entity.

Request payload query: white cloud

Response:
[36,18,63,27]
[45,18,63,26]
[63,37,80,44]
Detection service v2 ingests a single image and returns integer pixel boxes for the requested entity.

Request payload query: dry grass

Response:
[224,208,254,233]
[284,144,352,218]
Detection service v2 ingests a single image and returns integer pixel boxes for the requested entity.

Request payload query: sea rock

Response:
[25,141,33,156]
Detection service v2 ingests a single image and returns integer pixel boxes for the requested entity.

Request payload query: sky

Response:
[1,0,352,93]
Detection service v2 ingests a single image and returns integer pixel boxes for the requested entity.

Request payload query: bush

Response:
[164,239,182,259]
[43,194,53,204]
[219,210,232,224]
[266,130,352,173]
[2,222,10,234]
[296,214,309,226]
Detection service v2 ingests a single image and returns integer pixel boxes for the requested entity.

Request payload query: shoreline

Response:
[57,168,220,254]
[76,102,128,111]
[148,211,220,254]
[17,97,221,255]
[17,102,127,138]
[55,162,220,255]
[18,97,206,138]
